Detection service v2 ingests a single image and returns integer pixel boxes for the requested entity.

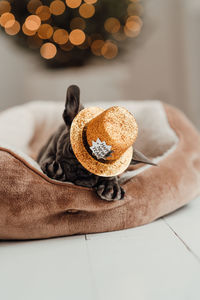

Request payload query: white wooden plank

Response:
[0,236,94,300]
[86,220,164,240]
[86,219,200,300]
[164,196,200,260]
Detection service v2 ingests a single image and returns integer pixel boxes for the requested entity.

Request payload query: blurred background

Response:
[0,0,199,128]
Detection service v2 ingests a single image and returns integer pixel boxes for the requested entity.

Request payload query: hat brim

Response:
[70,107,133,177]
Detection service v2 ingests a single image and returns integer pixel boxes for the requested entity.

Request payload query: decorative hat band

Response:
[82,125,115,164]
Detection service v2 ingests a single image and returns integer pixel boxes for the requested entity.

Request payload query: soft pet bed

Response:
[0,100,200,240]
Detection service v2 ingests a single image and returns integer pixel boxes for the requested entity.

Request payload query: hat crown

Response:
[86,106,138,161]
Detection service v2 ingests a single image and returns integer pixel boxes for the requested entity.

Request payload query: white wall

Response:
[0,35,29,110]
[181,0,200,128]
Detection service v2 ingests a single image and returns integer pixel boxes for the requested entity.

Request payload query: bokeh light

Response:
[112,30,126,42]
[53,29,68,45]
[22,23,36,36]
[91,39,104,56]
[1,0,143,65]
[25,15,41,31]
[50,1,66,16]
[36,6,51,21]
[126,16,142,30]
[5,21,20,35]
[84,0,97,4]
[38,24,53,39]
[79,3,95,19]
[127,2,143,16]
[101,40,118,59]
[0,1,11,15]
[124,26,140,38]
[104,17,120,34]
[5,20,15,29]
[69,29,85,45]
[0,12,14,28]
[40,42,57,59]
[70,17,86,30]
[27,0,42,14]
[66,0,82,9]
[124,15,142,37]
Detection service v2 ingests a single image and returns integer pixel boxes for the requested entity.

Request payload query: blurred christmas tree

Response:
[0,0,143,67]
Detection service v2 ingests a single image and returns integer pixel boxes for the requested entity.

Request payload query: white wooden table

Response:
[1,196,200,300]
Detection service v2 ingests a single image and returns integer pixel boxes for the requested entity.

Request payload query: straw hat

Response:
[70,106,138,177]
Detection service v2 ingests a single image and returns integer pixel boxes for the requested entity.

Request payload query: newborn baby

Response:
[37,85,155,201]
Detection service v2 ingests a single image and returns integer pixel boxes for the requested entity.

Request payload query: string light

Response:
[2,0,143,62]
[25,15,41,31]
[69,29,85,45]
[50,1,66,16]
[124,15,142,37]
[124,26,138,38]
[40,42,57,59]
[91,39,104,56]
[27,0,42,14]
[125,16,142,30]
[36,6,51,21]
[4,16,16,29]
[22,23,36,36]
[0,1,11,15]
[104,18,120,34]
[127,3,143,17]
[38,24,53,39]
[0,12,15,27]
[5,21,20,35]
[112,30,126,42]
[79,3,95,18]
[53,29,68,45]
[84,0,97,4]
[101,40,118,59]
[65,0,82,9]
